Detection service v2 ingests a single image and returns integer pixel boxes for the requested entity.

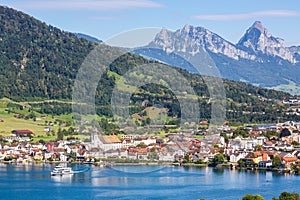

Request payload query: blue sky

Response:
[2,0,300,45]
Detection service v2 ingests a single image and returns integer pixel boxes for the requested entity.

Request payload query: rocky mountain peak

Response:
[183,24,192,32]
[250,21,271,37]
[149,24,256,61]
[252,21,264,30]
[237,21,295,63]
[148,21,297,66]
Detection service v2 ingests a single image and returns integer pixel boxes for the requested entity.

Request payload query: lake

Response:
[0,163,299,200]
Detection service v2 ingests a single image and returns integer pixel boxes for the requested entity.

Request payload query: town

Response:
[1,119,300,174]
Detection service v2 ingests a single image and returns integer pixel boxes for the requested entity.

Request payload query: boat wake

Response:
[72,167,90,174]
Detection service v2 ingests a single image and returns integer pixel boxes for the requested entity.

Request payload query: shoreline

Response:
[1,160,298,175]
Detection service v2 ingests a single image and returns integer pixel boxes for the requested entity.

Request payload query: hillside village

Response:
[2,120,300,172]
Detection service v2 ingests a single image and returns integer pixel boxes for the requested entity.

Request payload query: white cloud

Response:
[192,10,300,21]
[7,0,163,11]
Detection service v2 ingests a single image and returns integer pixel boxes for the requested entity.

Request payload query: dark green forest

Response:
[0,6,298,124]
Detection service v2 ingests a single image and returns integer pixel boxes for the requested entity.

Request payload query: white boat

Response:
[51,165,74,176]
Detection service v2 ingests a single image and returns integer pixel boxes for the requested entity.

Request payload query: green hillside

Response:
[0,6,297,125]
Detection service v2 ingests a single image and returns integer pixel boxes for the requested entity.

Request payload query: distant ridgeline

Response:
[0,6,298,124]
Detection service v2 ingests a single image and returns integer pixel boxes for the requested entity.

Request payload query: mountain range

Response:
[136,22,300,94]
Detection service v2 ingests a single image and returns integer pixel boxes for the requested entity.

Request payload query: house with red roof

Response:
[11,130,34,136]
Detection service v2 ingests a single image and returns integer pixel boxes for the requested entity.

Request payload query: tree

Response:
[212,154,225,166]
[254,144,262,151]
[136,142,147,148]
[272,191,300,200]
[272,155,282,168]
[243,194,264,200]
[262,130,279,139]
[62,129,68,136]
[68,127,74,134]
[147,152,158,161]
[238,159,245,167]
[51,130,55,136]
[57,128,64,140]
[38,139,45,145]
[233,128,250,138]
[195,159,204,164]
[242,194,264,200]
[145,117,151,125]
[280,128,292,138]
[184,154,190,163]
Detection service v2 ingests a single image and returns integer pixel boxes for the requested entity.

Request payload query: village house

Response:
[292,150,300,159]
[76,149,87,160]
[240,138,259,150]
[133,136,156,146]
[159,145,175,161]
[230,152,247,163]
[193,153,209,163]
[263,141,276,151]
[258,160,272,168]
[159,151,174,162]
[33,149,43,160]
[255,136,268,145]
[228,138,243,151]
[275,141,294,151]
[128,148,138,159]
[137,147,148,160]
[104,149,120,158]
[60,153,68,162]
[120,148,128,158]
[0,150,7,160]
[93,135,122,151]
[121,134,140,140]
[89,147,102,159]
[242,151,265,165]
[121,138,134,149]
[44,150,52,160]
[278,152,297,168]
[11,130,34,137]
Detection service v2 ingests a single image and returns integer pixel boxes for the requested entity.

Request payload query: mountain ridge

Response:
[140,22,300,93]
[150,22,298,64]
[237,21,295,63]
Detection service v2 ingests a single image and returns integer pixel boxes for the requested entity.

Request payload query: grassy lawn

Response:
[0,103,94,142]
[0,112,91,141]
[0,112,46,135]
[0,98,114,142]
[0,105,70,138]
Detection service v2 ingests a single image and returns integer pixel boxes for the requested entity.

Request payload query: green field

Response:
[0,108,91,142]
[0,98,89,141]
[268,79,300,95]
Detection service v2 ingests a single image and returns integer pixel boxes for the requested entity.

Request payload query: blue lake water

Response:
[0,163,299,200]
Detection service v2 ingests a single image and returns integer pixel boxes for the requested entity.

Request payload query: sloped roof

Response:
[99,135,121,144]
[282,156,297,162]
[11,130,33,134]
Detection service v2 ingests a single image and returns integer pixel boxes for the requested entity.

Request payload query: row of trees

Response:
[242,192,300,200]
[56,127,76,140]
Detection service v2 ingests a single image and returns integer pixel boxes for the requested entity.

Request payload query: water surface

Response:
[0,163,299,199]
